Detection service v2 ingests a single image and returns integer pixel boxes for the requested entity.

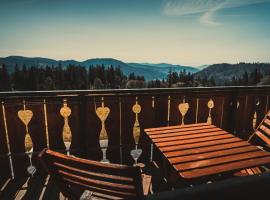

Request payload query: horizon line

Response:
[1,55,270,67]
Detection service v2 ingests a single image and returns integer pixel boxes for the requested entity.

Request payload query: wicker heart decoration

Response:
[178,103,189,117]
[96,107,110,121]
[18,110,33,126]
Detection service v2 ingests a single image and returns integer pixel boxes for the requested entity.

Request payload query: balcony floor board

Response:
[0,175,65,200]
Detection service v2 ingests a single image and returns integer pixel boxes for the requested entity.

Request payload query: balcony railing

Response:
[0,86,269,181]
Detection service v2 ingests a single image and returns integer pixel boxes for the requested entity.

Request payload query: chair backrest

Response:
[249,111,270,145]
[38,149,144,200]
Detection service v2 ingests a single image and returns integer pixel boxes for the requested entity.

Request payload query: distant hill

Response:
[197,64,209,70]
[139,63,199,73]
[195,63,270,84]
[0,56,58,69]
[0,56,199,80]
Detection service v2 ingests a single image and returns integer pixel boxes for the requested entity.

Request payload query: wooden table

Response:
[145,123,270,183]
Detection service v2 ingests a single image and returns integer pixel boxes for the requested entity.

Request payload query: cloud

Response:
[163,0,270,26]
[199,2,225,26]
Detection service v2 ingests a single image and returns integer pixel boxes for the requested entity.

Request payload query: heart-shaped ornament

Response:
[27,165,36,175]
[18,110,33,126]
[96,107,110,121]
[178,103,189,116]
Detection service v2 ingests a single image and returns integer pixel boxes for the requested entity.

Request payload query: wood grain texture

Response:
[38,149,151,200]
[145,123,270,181]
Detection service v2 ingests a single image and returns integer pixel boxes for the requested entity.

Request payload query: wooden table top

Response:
[145,123,270,180]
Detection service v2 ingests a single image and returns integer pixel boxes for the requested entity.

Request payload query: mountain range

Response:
[1,56,269,83]
[195,63,270,84]
[0,56,199,80]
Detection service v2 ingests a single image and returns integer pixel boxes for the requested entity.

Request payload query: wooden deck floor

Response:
[0,175,66,200]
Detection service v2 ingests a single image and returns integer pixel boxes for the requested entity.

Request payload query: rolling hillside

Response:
[0,56,199,80]
[195,63,270,84]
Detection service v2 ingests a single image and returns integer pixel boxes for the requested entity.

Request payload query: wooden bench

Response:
[38,149,151,200]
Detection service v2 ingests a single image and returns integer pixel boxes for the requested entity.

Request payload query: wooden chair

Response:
[38,149,151,200]
[235,111,270,176]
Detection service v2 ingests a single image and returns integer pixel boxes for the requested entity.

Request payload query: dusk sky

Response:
[0,0,270,66]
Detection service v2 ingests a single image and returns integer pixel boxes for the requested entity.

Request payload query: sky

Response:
[0,0,270,66]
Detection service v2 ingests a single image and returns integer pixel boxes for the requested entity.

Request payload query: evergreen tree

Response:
[28,66,38,90]
[93,78,104,89]
[167,67,172,87]
[13,64,22,90]
[249,68,262,85]
[242,71,249,86]
[128,73,136,80]
[0,64,11,91]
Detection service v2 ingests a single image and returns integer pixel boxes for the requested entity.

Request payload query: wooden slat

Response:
[159,137,242,152]
[146,125,216,135]
[43,150,136,177]
[246,168,254,175]
[152,131,227,143]
[146,122,270,181]
[156,134,235,148]
[144,123,209,132]
[169,146,259,164]
[260,125,270,136]
[252,167,262,174]
[264,118,270,126]
[255,130,270,145]
[164,141,251,158]
[63,177,135,199]
[149,127,223,139]
[175,151,269,172]
[234,167,261,176]
[59,170,136,191]
[39,149,147,199]
[180,156,270,179]
[54,162,134,184]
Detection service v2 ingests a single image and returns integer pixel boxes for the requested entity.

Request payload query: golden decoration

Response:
[2,102,11,154]
[25,133,33,152]
[152,96,155,108]
[253,112,257,130]
[96,97,110,140]
[43,99,50,148]
[2,102,15,179]
[18,110,33,126]
[167,96,171,125]
[132,97,141,145]
[178,100,189,126]
[207,99,214,124]
[208,99,214,109]
[195,98,199,124]
[60,99,72,150]
[17,103,34,153]
[237,101,240,109]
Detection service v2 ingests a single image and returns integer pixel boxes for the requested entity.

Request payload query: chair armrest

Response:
[141,174,152,196]
[256,145,264,150]
[256,145,270,152]
[80,190,93,200]
[263,144,270,152]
